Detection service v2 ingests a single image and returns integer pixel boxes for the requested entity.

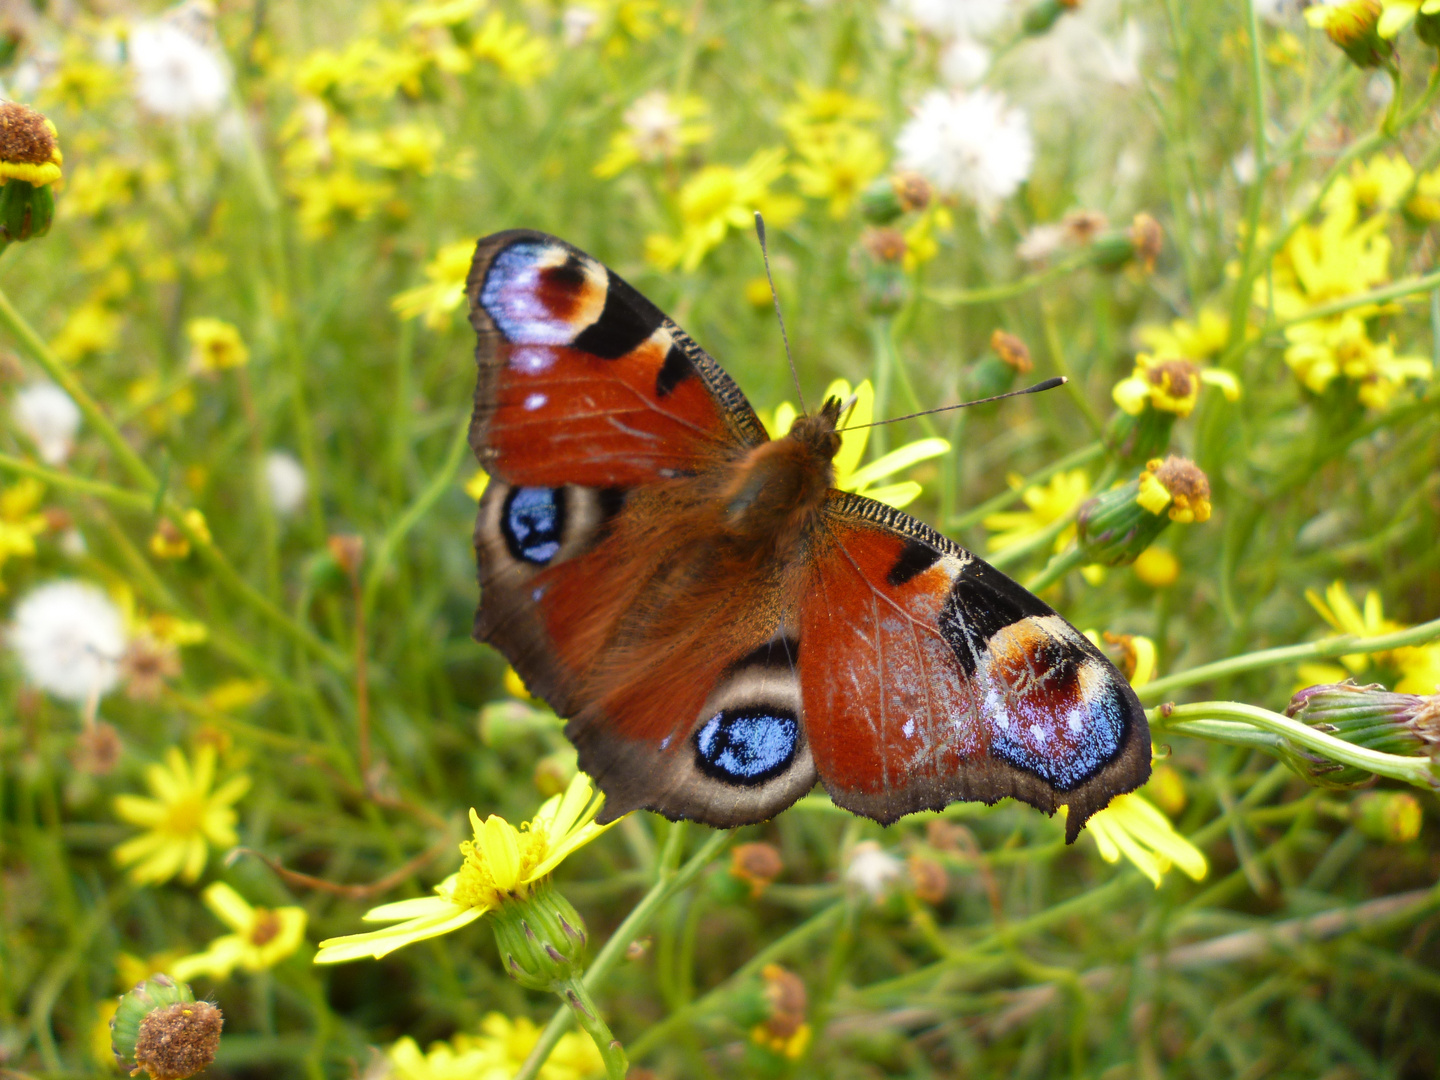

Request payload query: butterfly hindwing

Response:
[799,493,1150,840]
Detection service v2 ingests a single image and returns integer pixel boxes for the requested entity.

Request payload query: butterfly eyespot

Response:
[693,707,799,786]
[502,487,565,565]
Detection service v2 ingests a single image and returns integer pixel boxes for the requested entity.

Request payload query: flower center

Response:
[249,910,283,947]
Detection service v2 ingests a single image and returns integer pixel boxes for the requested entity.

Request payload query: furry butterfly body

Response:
[467,230,1150,841]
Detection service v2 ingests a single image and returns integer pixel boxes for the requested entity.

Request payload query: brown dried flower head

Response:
[1062,208,1108,245]
[861,227,908,264]
[729,841,784,897]
[990,329,1033,373]
[0,102,58,166]
[891,171,932,213]
[1129,213,1163,272]
[134,1000,223,1080]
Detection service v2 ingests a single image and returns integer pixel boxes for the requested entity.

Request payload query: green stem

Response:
[0,452,151,509]
[1136,616,1440,703]
[513,828,734,1080]
[1023,546,1087,594]
[1270,267,1440,330]
[0,284,157,490]
[558,977,627,1080]
[361,409,472,620]
[924,250,1095,308]
[1152,701,1438,788]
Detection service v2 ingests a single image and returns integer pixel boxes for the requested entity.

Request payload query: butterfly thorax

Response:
[718,397,843,552]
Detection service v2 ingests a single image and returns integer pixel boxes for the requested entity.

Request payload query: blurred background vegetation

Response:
[1,0,1439,1076]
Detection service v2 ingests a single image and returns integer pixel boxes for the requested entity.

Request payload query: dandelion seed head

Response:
[9,580,128,703]
[895,87,1033,213]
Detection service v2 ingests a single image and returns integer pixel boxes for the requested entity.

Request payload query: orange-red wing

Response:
[467,230,765,488]
[798,493,1151,840]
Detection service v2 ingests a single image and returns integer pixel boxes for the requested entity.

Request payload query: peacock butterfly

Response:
[466,229,1150,841]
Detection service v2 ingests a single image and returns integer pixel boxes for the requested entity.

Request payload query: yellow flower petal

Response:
[846,438,950,492]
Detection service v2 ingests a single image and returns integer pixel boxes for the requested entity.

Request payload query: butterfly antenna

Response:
[842,377,1067,430]
[755,212,806,415]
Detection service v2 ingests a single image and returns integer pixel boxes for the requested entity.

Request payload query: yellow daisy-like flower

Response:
[764,378,949,510]
[170,883,308,981]
[645,147,802,273]
[1325,152,1416,216]
[790,124,887,219]
[1283,316,1431,409]
[1305,581,1440,694]
[1377,0,1440,37]
[1083,793,1208,888]
[1135,306,1230,362]
[387,1013,603,1080]
[1135,456,1211,523]
[113,745,252,886]
[0,103,63,188]
[314,773,619,963]
[472,11,553,85]
[1112,353,1241,418]
[392,240,476,330]
[187,317,249,372]
[984,469,1091,553]
[0,478,49,588]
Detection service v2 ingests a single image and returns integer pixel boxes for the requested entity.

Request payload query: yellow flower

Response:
[764,378,949,509]
[984,469,1091,553]
[314,773,619,963]
[0,104,63,188]
[790,125,887,218]
[1082,793,1208,887]
[1377,0,1440,36]
[645,148,802,272]
[1306,581,1440,693]
[90,1000,121,1069]
[392,240,476,330]
[1132,545,1180,588]
[1135,456,1211,523]
[594,91,710,178]
[337,122,445,176]
[1262,200,1392,320]
[387,1013,602,1080]
[51,300,122,362]
[0,478,48,588]
[1283,317,1431,409]
[1135,306,1229,362]
[1112,353,1241,418]
[204,679,271,712]
[778,84,882,135]
[472,11,553,85]
[1407,168,1440,222]
[404,0,486,29]
[464,469,491,500]
[187,318,249,372]
[289,170,395,238]
[148,509,211,560]
[113,745,251,886]
[901,203,953,270]
[1326,152,1416,216]
[170,883,308,981]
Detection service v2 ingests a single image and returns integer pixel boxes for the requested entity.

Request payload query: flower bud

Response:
[729,841,784,898]
[1076,478,1168,567]
[1022,0,1080,36]
[489,880,588,991]
[1104,405,1176,468]
[111,975,223,1080]
[859,172,932,224]
[1351,791,1423,843]
[0,103,63,244]
[1092,213,1163,273]
[1417,10,1440,46]
[907,854,948,904]
[1306,0,1392,67]
[1280,681,1440,787]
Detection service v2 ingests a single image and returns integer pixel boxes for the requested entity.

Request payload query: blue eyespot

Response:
[502,487,564,565]
[694,708,799,786]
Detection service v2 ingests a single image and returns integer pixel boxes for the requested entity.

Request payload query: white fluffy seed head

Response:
[8,580,129,703]
[895,87,1034,214]
[263,451,308,517]
[12,383,81,466]
[128,18,230,119]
